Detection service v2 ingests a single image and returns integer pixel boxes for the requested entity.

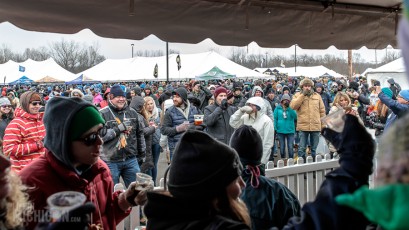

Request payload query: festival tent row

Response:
[254,66,344,79]
[0,58,76,85]
[366,57,408,89]
[80,51,267,81]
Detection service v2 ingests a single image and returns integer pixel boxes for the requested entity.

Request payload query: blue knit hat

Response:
[381,87,393,99]
[110,84,126,97]
[399,89,409,101]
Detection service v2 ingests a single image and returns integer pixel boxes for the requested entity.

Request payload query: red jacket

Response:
[19,151,130,230]
[3,107,46,172]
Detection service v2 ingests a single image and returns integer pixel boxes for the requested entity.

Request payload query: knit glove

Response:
[125,181,154,206]
[321,114,375,181]
[220,99,228,110]
[302,89,313,96]
[240,105,253,114]
[336,184,409,230]
[175,123,189,132]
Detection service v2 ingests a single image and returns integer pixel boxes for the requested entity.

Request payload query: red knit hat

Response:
[214,87,227,99]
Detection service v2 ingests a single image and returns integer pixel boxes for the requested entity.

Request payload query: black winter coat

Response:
[203,103,237,145]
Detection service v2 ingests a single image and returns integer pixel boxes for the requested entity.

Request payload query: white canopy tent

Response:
[81,51,267,81]
[0,58,76,84]
[255,66,344,79]
[366,57,408,89]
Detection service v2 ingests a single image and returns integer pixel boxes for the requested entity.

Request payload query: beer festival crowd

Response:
[3,4,409,230]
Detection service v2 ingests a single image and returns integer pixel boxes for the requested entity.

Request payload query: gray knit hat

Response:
[0,97,11,106]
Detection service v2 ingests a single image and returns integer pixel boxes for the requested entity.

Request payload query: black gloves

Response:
[220,99,228,110]
[35,202,96,230]
[322,114,375,181]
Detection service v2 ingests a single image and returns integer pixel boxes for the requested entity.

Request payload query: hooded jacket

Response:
[130,96,155,173]
[3,93,45,172]
[19,97,130,230]
[229,97,275,164]
[238,86,274,120]
[99,100,146,162]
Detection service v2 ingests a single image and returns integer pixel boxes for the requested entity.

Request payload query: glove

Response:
[175,123,189,132]
[43,202,96,230]
[125,181,154,206]
[137,156,146,166]
[322,114,375,180]
[240,105,253,114]
[220,99,228,110]
[113,123,127,135]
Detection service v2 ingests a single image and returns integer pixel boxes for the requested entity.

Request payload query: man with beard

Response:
[161,87,201,160]
[99,84,146,188]
[204,87,237,145]
[232,81,244,107]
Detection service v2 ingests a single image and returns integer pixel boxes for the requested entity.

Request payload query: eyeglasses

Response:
[30,101,42,106]
[1,105,11,109]
[76,126,107,146]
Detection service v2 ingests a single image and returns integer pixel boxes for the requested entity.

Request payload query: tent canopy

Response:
[0,58,75,84]
[80,51,266,81]
[35,76,65,83]
[0,0,402,49]
[195,66,236,80]
[65,74,99,84]
[366,57,408,89]
[254,66,344,79]
[8,76,34,85]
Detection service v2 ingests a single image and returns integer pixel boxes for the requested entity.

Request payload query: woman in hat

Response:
[3,92,45,172]
[144,130,251,230]
[0,97,14,141]
[20,97,148,230]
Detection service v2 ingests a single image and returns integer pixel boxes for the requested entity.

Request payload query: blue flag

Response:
[19,65,25,72]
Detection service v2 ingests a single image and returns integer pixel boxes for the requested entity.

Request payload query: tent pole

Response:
[166,42,169,83]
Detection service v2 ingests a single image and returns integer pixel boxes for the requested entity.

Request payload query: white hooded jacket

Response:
[230,96,275,164]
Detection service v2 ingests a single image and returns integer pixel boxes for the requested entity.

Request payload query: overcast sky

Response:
[1,22,398,67]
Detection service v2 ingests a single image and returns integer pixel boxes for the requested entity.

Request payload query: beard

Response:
[174,99,184,107]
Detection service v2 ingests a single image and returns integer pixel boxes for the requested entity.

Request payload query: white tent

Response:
[366,58,408,89]
[0,58,76,84]
[255,66,344,79]
[81,51,267,81]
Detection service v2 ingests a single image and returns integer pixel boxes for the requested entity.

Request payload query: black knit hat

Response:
[172,87,188,103]
[230,125,263,166]
[110,84,125,97]
[168,130,243,200]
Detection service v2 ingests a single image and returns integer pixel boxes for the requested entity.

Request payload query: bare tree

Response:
[23,47,50,61]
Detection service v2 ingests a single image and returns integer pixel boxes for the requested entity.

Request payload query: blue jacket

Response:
[274,104,297,134]
[161,103,200,149]
[378,91,409,131]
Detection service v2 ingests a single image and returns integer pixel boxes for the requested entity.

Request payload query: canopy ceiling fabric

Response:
[0,0,402,49]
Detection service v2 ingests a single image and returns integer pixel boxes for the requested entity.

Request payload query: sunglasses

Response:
[1,105,11,109]
[76,126,107,146]
[30,101,42,106]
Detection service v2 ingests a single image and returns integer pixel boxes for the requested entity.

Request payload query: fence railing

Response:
[265,154,339,205]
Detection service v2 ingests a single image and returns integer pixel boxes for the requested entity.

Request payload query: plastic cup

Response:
[194,115,204,126]
[47,191,86,221]
[135,173,154,192]
[321,108,346,133]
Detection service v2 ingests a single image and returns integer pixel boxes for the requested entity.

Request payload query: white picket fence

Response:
[117,153,376,229]
[265,154,339,205]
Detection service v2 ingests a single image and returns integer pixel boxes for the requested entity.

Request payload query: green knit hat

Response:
[69,106,105,141]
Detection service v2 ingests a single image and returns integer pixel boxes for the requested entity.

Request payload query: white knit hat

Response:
[0,97,11,106]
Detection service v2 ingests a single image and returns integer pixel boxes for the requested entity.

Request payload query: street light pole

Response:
[294,44,297,72]
[131,44,134,58]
